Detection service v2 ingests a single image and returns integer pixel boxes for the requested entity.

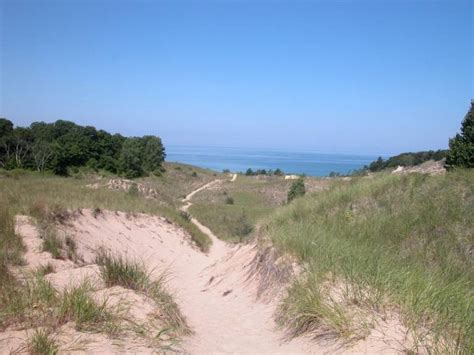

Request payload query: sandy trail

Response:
[6,172,405,353]
[174,172,314,353]
[57,174,315,353]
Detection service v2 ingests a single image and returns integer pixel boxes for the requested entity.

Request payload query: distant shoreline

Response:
[166,146,378,177]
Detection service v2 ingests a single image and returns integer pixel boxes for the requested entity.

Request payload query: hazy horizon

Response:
[1,0,472,156]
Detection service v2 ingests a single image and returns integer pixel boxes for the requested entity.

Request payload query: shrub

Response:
[233,212,253,241]
[287,177,306,202]
[191,171,198,177]
[180,210,192,222]
[225,196,234,205]
[274,168,284,176]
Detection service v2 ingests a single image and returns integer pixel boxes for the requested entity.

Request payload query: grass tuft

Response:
[41,229,63,259]
[28,328,58,355]
[95,251,191,335]
[57,281,113,332]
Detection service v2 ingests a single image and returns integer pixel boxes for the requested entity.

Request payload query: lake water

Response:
[166,146,378,177]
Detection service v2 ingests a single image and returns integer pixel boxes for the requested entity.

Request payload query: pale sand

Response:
[2,173,409,353]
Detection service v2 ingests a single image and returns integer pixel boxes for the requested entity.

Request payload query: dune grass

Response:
[57,281,115,333]
[27,328,58,355]
[41,228,63,259]
[263,170,473,353]
[0,170,211,252]
[96,251,191,335]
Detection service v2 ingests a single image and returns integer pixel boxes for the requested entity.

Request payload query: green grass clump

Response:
[95,252,149,290]
[41,229,63,259]
[0,206,25,269]
[264,170,474,353]
[57,281,113,332]
[96,252,190,335]
[0,274,57,330]
[28,328,58,355]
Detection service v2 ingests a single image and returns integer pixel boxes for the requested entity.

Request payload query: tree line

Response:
[364,101,474,173]
[0,119,165,178]
[366,150,448,173]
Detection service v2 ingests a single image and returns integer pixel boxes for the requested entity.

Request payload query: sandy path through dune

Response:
[59,174,316,354]
[175,173,314,353]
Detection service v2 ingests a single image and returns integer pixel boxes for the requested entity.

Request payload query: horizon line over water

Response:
[166,145,380,177]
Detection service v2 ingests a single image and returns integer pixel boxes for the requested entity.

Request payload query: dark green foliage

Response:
[244,168,283,176]
[180,210,192,222]
[118,136,165,178]
[446,101,474,169]
[0,119,165,177]
[287,177,306,202]
[225,196,234,205]
[367,149,448,172]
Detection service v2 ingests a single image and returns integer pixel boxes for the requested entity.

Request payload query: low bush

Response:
[287,177,306,202]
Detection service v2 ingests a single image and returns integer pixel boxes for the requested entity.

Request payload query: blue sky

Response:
[1,0,472,155]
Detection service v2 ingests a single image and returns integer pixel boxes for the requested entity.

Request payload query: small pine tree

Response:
[287,177,306,202]
[446,101,474,169]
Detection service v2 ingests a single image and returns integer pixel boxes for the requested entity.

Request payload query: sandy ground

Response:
[3,173,409,354]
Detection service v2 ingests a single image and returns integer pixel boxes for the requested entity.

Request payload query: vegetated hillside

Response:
[0,164,215,252]
[188,174,331,243]
[367,150,447,172]
[262,170,473,353]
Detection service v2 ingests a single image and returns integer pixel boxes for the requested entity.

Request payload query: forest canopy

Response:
[0,119,165,178]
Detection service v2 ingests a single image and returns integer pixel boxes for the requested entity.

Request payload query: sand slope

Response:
[4,173,408,354]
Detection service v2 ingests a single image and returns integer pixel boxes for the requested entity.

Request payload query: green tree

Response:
[446,101,474,169]
[141,135,165,173]
[368,157,385,172]
[0,118,14,137]
[118,138,144,178]
[287,177,306,202]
